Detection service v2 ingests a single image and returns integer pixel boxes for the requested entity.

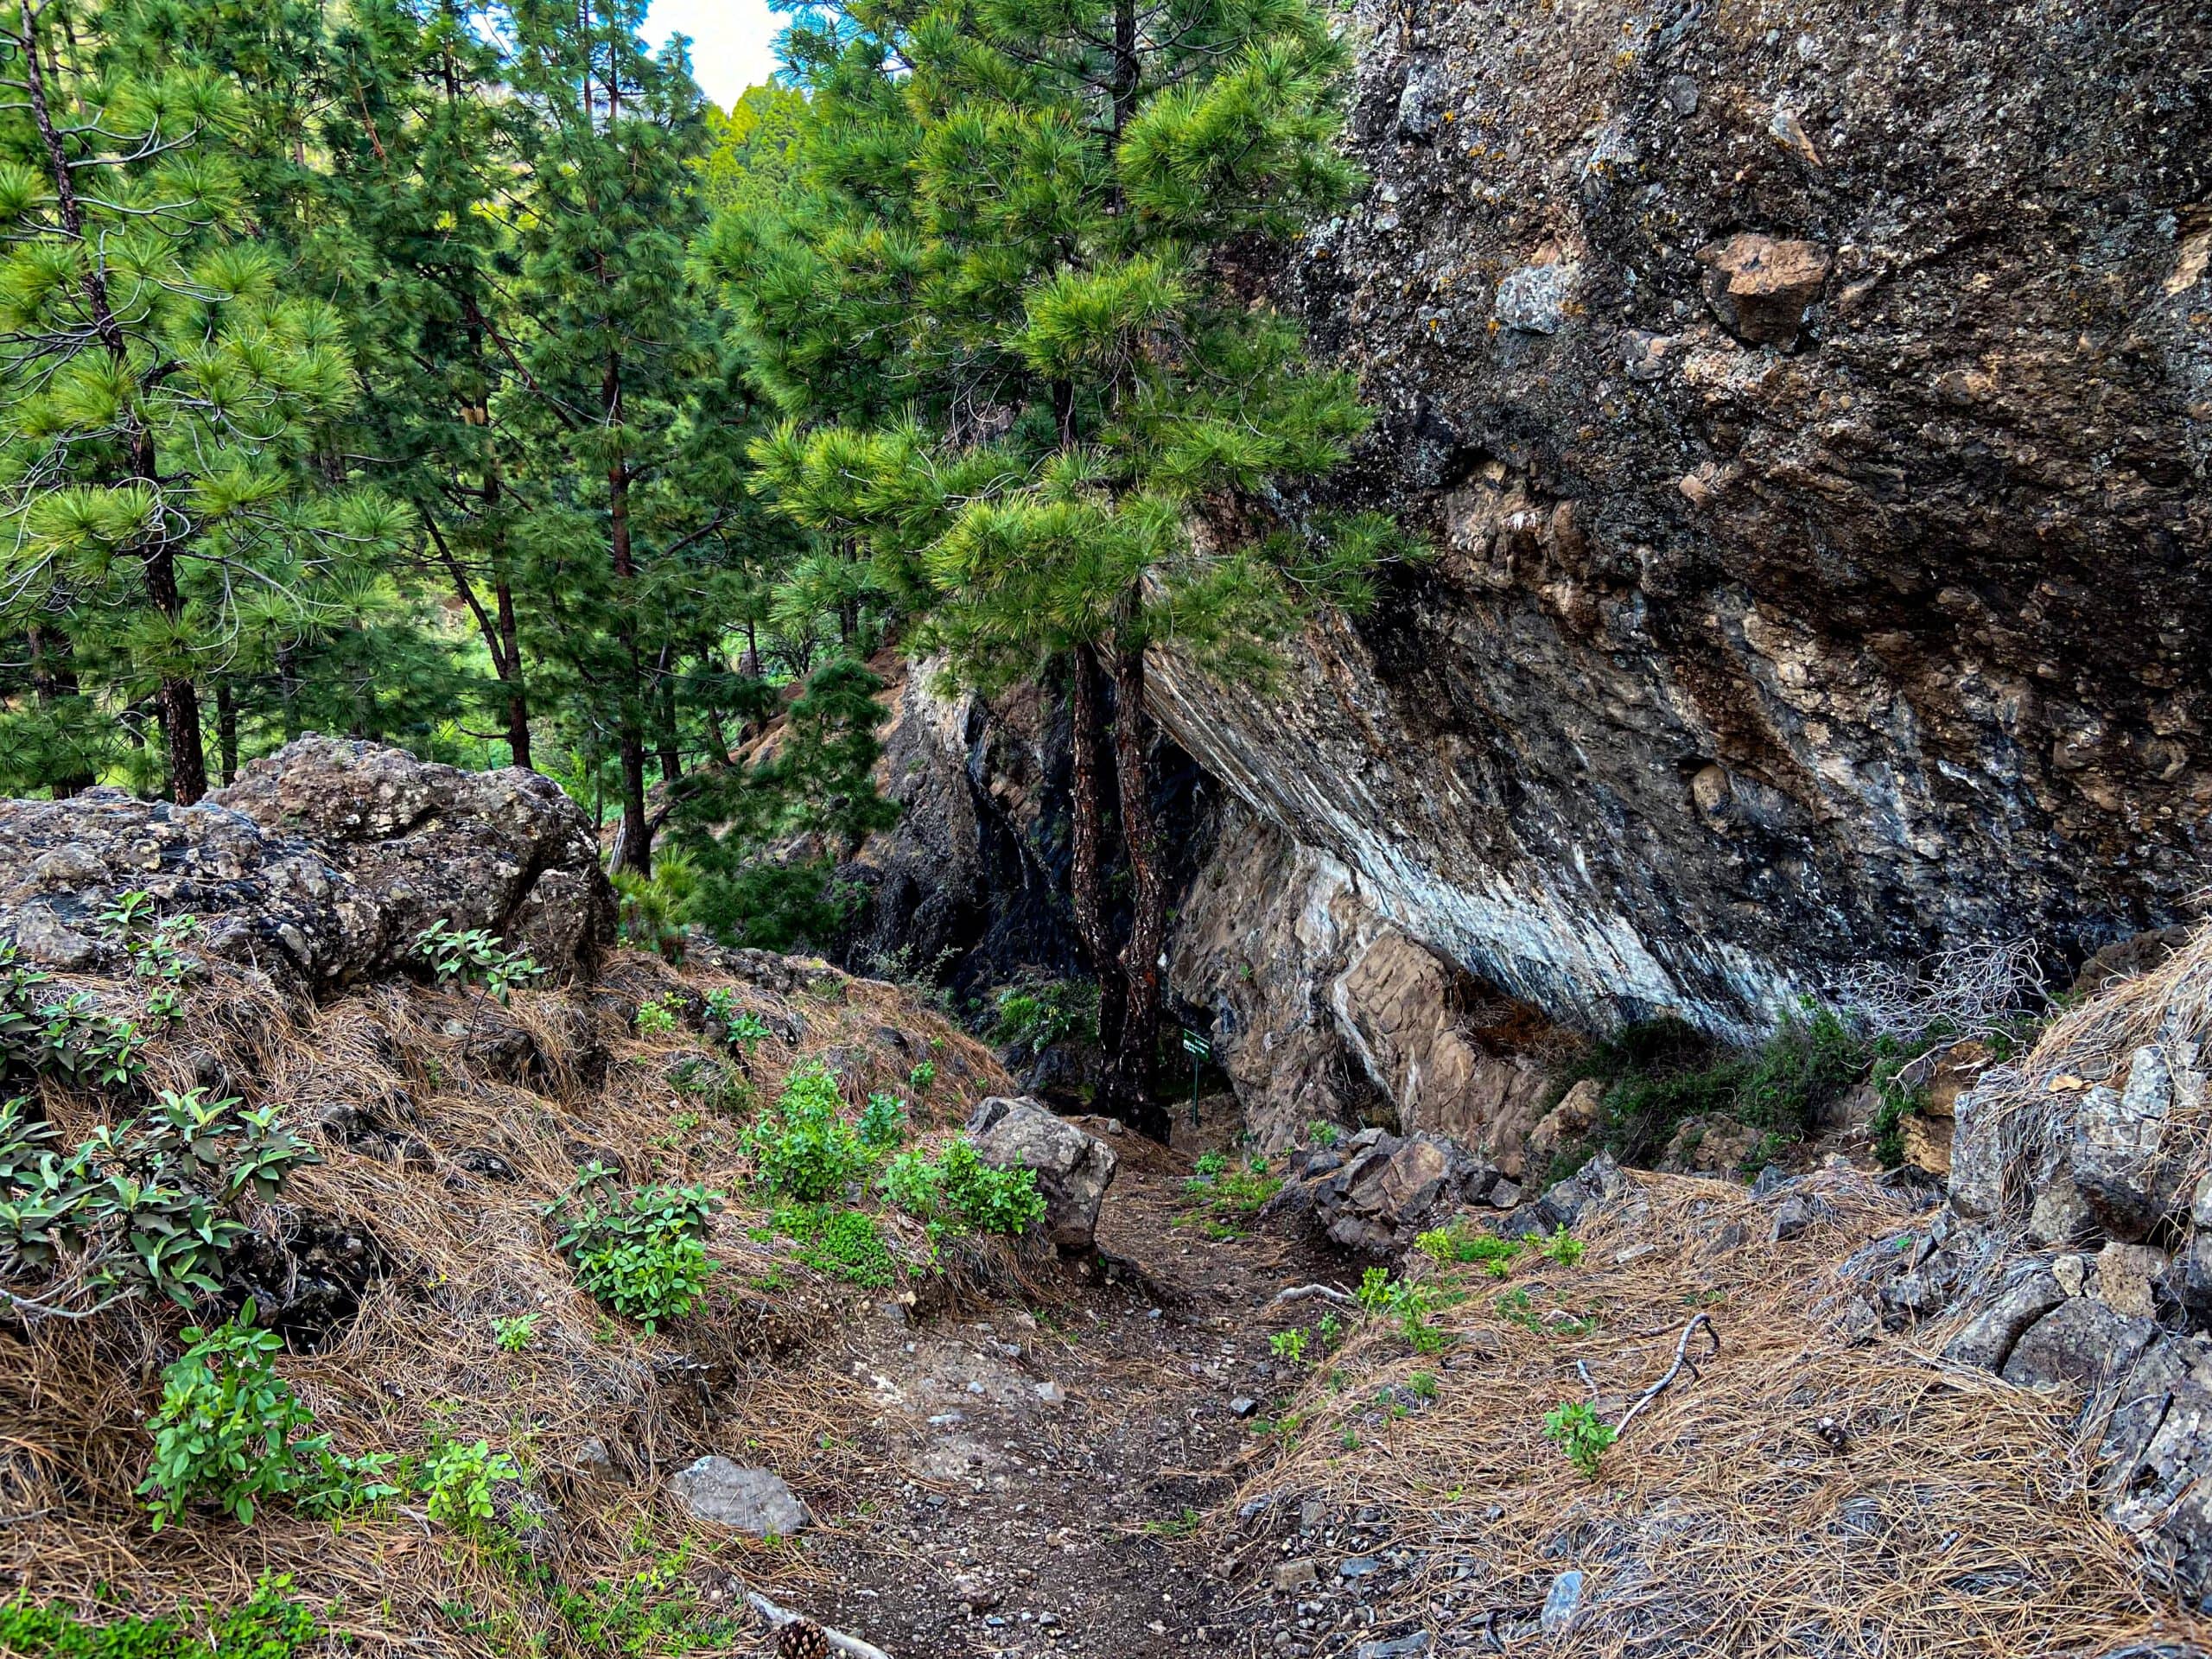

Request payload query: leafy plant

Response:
[703,988,774,1051]
[879,1138,1046,1237]
[0,941,143,1090]
[0,1090,317,1307]
[0,1575,320,1659]
[1415,1223,1523,1276]
[1408,1370,1439,1402]
[1538,1229,1586,1266]
[857,1092,907,1150]
[1357,1268,1451,1352]
[1305,1120,1339,1148]
[1268,1327,1308,1365]
[907,1059,937,1093]
[1542,1400,1618,1478]
[546,1166,719,1331]
[745,1064,868,1200]
[420,1438,522,1531]
[101,892,200,989]
[1192,1150,1228,1181]
[139,1306,393,1529]
[634,995,682,1036]
[413,919,544,1002]
[141,1306,320,1529]
[492,1313,540,1353]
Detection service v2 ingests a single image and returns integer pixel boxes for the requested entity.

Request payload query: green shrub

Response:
[1537,1229,1586,1266]
[547,1166,719,1331]
[1554,1006,1872,1166]
[1542,1399,1618,1478]
[1268,1327,1308,1365]
[878,1138,1046,1236]
[101,891,200,990]
[419,1438,522,1531]
[633,995,682,1036]
[0,941,143,1090]
[492,1313,539,1353]
[858,1091,907,1150]
[778,1205,898,1287]
[0,1575,319,1659]
[1181,1154,1281,1228]
[413,919,543,1002]
[139,1306,395,1530]
[1415,1223,1523,1275]
[1305,1120,1339,1148]
[907,1059,937,1093]
[0,1090,317,1306]
[745,1064,868,1200]
[141,1307,319,1529]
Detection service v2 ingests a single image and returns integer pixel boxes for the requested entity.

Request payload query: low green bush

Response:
[0,941,143,1090]
[987,976,1097,1061]
[1542,1399,1617,1478]
[858,1091,908,1150]
[744,1064,868,1200]
[413,919,543,1002]
[777,1205,899,1287]
[419,1437,522,1532]
[547,1166,719,1331]
[139,1306,396,1530]
[0,1575,320,1659]
[0,1090,317,1306]
[878,1137,1046,1237]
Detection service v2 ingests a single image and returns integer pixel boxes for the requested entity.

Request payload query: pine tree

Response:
[710,0,1415,1135]
[0,0,406,802]
[500,0,750,875]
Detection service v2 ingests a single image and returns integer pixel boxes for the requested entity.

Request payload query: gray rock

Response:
[667,1457,810,1535]
[2026,1168,2094,1247]
[1274,1557,1319,1591]
[1355,1636,1431,1659]
[1492,263,1580,335]
[1942,1267,2065,1372]
[2000,1299,2160,1390]
[2072,1046,2185,1241]
[1540,1569,1586,1637]
[965,1096,1117,1250]
[0,738,613,994]
[1305,1131,1500,1254]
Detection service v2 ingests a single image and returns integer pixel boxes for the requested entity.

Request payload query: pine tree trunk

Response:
[143,544,208,805]
[656,652,681,783]
[1101,629,1169,1141]
[1067,645,1128,1076]
[214,679,238,787]
[26,624,93,797]
[608,447,650,878]
[496,578,531,770]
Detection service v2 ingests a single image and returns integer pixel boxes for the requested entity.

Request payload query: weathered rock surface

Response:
[966,1096,1118,1250]
[214,736,613,982]
[1897,926,2212,1604]
[667,1457,810,1535]
[1135,0,2211,1053]
[0,737,613,990]
[1268,1126,1517,1254]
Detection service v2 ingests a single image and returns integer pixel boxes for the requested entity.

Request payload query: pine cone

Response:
[775,1620,831,1659]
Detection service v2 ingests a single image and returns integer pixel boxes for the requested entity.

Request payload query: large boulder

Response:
[965,1096,1117,1250]
[213,736,613,981]
[0,737,613,991]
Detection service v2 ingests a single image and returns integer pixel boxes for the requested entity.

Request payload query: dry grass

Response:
[1,946,1015,1654]
[1227,1165,2203,1657]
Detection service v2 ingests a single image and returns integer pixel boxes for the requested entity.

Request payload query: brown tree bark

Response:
[1067,645,1128,1073]
[214,679,238,787]
[1100,626,1169,1141]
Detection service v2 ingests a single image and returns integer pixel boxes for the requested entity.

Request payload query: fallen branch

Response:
[1615,1313,1719,1439]
[1270,1282,1357,1308]
[746,1589,897,1659]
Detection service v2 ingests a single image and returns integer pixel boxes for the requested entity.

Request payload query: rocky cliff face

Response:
[1158,0,2209,1059]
